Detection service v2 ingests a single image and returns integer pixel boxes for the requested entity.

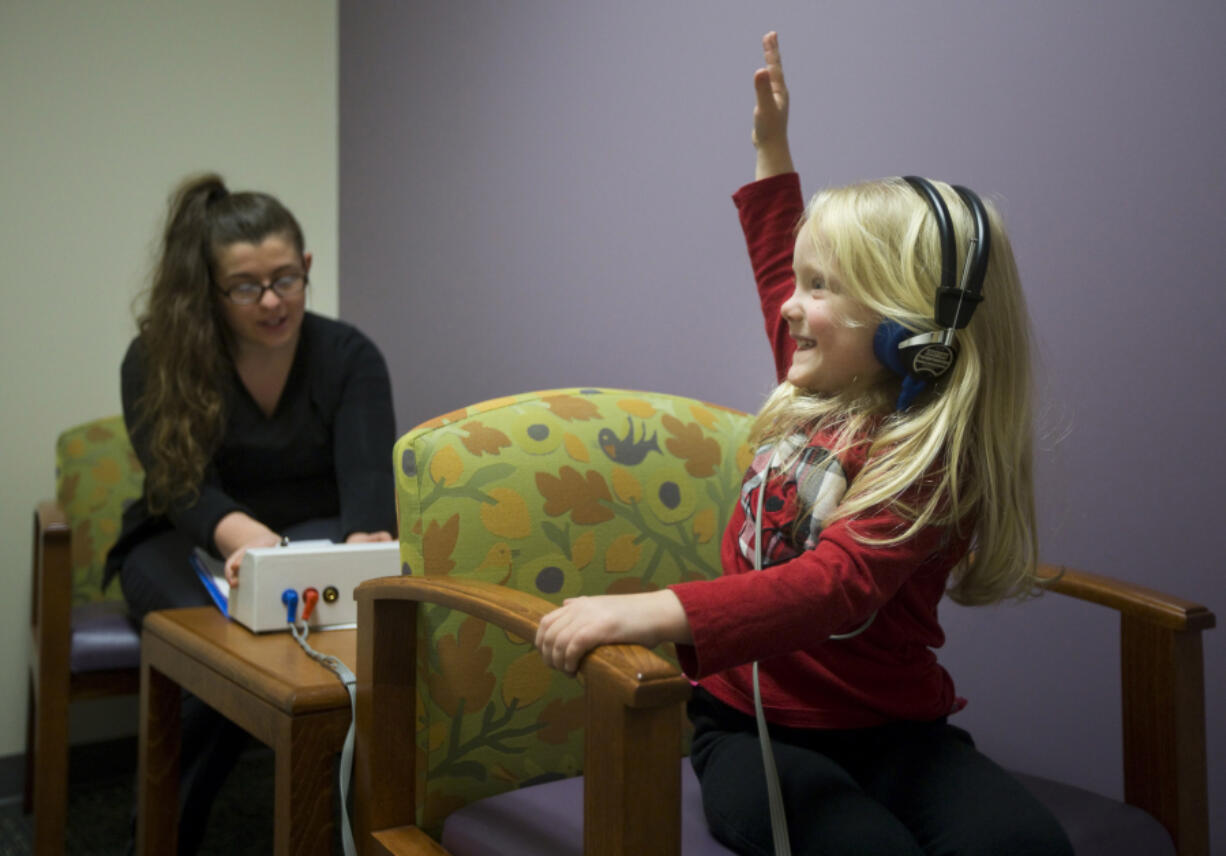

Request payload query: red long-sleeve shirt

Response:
[667,173,968,729]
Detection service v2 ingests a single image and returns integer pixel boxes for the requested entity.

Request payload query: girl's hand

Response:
[752,31,795,179]
[346,530,394,543]
[535,590,692,675]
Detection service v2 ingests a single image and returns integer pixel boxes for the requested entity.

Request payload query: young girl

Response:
[105,173,396,853]
[536,33,1073,856]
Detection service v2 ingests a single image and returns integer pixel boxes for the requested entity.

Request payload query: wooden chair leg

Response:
[32,656,70,856]
[30,503,72,856]
[354,596,419,856]
[23,675,35,815]
[584,680,682,856]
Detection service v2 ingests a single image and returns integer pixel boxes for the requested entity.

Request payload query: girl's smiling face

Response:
[780,223,886,395]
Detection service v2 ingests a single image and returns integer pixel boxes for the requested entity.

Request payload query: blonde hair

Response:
[749,177,1039,606]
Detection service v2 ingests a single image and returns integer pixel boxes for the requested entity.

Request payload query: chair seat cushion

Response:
[441,762,733,855]
[1012,772,1174,856]
[441,763,1174,856]
[70,601,141,672]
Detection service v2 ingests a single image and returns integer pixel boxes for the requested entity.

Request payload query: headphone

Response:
[872,175,991,410]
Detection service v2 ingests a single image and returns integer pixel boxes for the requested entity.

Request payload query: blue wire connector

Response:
[281,589,299,624]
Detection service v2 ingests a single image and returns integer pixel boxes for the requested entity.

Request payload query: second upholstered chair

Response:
[27,415,144,856]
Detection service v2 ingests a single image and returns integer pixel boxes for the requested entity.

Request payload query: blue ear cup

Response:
[873,320,910,376]
[874,319,930,410]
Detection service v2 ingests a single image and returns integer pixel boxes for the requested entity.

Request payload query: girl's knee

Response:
[702,777,924,856]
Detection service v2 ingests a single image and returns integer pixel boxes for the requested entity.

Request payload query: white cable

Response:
[752,661,792,855]
[752,451,792,855]
[749,444,880,853]
[828,609,876,640]
[291,620,357,856]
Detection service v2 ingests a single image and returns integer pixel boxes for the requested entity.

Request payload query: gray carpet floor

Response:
[0,743,276,855]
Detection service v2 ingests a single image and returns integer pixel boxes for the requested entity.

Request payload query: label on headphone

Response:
[911,344,955,378]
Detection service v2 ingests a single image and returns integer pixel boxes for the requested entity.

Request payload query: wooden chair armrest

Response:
[353,575,689,856]
[36,500,69,535]
[31,500,73,643]
[356,576,689,708]
[1037,562,1215,631]
[1037,562,1214,856]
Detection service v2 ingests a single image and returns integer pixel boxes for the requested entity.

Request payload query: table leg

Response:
[274,709,351,856]
[138,657,180,855]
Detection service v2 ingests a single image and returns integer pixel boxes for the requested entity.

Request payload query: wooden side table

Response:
[137,606,356,856]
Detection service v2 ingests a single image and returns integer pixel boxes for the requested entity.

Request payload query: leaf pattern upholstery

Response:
[394,388,752,833]
[55,415,143,604]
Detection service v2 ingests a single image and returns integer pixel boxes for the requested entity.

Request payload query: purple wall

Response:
[340,2,1224,849]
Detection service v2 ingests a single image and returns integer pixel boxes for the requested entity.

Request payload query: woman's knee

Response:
[119,528,208,622]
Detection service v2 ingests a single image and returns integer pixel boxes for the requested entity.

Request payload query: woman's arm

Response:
[121,338,260,558]
[215,512,281,585]
[122,339,295,585]
[331,326,398,540]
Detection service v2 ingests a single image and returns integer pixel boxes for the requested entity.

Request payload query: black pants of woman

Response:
[120,518,342,856]
[688,686,1074,856]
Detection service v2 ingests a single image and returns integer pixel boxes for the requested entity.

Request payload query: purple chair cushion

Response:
[441,762,733,855]
[69,601,141,672]
[1012,772,1174,856]
[441,763,1173,856]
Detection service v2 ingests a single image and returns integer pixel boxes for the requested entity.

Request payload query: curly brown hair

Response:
[135,172,305,513]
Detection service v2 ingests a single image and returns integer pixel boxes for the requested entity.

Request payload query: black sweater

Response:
[103,312,396,590]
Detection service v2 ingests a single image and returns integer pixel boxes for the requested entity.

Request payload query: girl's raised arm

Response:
[752,31,795,180]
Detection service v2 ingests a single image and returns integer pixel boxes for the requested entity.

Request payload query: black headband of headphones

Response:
[873,177,994,408]
[902,175,991,330]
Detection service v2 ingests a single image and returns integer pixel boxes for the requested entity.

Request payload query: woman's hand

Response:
[222,531,282,586]
[221,529,393,586]
[345,530,394,543]
[752,31,795,180]
[535,590,692,675]
[214,511,281,587]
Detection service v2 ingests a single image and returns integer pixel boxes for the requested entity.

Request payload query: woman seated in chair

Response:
[105,172,396,854]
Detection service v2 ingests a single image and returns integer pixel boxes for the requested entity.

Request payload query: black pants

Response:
[120,518,342,855]
[688,687,1073,856]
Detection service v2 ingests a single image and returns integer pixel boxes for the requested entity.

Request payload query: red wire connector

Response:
[301,587,320,622]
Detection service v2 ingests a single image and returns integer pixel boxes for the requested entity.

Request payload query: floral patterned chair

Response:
[353,388,1213,856]
[354,388,750,853]
[27,415,144,855]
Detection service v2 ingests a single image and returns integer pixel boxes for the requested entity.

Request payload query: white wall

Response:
[0,1,338,754]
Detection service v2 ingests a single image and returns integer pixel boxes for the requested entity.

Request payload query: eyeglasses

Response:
[218,274,308,305]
